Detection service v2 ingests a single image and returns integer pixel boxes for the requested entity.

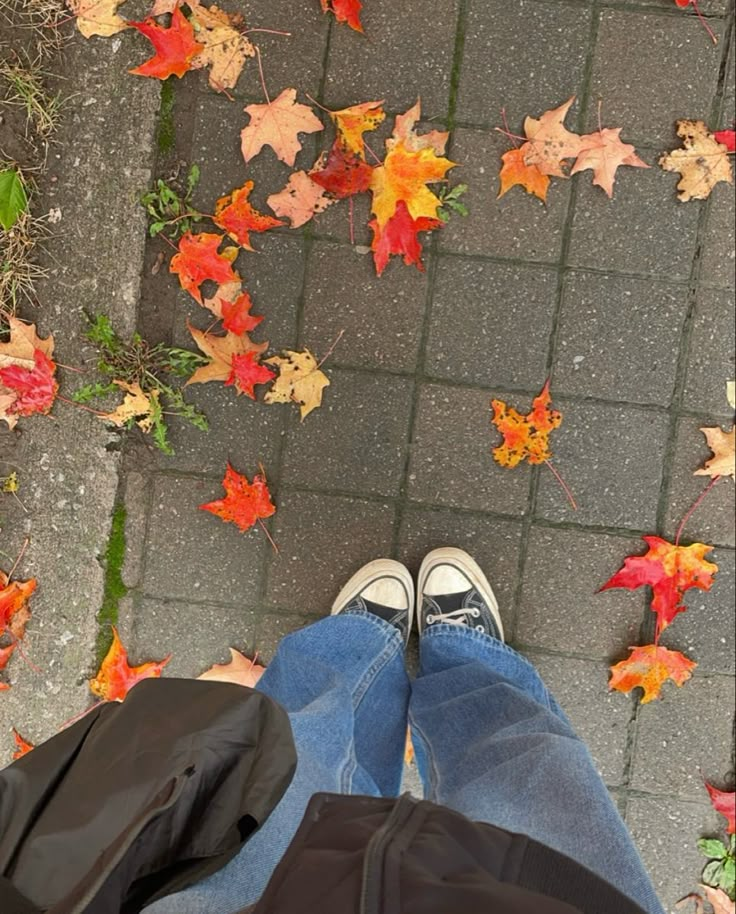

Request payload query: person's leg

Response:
[144,562,412,914]
[410,548,665,914]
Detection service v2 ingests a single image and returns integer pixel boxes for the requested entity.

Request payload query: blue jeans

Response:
[144,612,664,914]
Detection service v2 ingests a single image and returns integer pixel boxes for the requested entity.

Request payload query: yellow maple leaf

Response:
[263,349,330,420]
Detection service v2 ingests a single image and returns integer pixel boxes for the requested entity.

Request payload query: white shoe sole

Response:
[331,559,415,631]
[416,547,505,640]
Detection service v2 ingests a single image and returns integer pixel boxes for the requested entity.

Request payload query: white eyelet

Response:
[472,609,481,618]
[476,625,485,633]
[426,614,434,624]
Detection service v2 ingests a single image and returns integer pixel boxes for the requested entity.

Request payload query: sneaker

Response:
[331,559,414,645]
[416,547,505,641]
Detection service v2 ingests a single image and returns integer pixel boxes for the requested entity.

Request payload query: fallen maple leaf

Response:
[264,349,330,420]
[609,643,697,703]
[202,279,242,320]
[68,0,128,38]
[12,727,33,760]
[700,886,735,914]
[200,463,276,532]
[128,5,205,81]
[197,647,266,687]
[0,350,58,418]
[0,643,15,672]
[329,100,385,156]
[570,127,649,198]
[0,392,18,430]
[0,316,55,371]
[320,0,363,32]
[220,291,263,336]
[523,96,584,177]
[241,88,324,167]
[660,120,734,202]
[170,232,238,304]
[0,571,36,641]
[706,782,736,834]
[387,100,448,155]
[498,144,550,203]
[98,380,159,432]
[213,181,284,251]
[369,200,442,275]
[695,426,735,480]
[267,171,333,228]
[89,626,171,702]
[404,726,415,766]
[490,380,562,468]
[600,536,718,636]
[311,143,375,199]
[225,351,276,399]
[190,2,255,92]
[714,129,736,152]
[186,322,268,387]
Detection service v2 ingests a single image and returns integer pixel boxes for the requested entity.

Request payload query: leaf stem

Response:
[258,517,279,553]
[255,46,270,104]
[318,329,345,368]
[501,107,519,148]
[544,460,578,511]
[56,395,106,416]
[7,535,30,581]
[675,475,721,546]
[691,0,718,44]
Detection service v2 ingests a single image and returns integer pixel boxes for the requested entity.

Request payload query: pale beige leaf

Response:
[197,648,265,688]
[387,99,448,155]
[241,88,324,166]
[191,3,255,92]
[523,96,584,177]
[570,127,649,197]
[728,381,736,409]
[0,316,55,371]
[267,171,333,228]
[186,322,268,386]
[0,392,18,430]
[695,425,735,480]
[700,886,735,914]
[201,279,243,320]
[68,0,128,37]
[264,349,330,420]
[660,120,734,202]
[99,381,158,432]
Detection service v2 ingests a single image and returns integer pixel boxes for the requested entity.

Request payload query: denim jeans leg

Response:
[143,612,410,914]
[409,624,665,914]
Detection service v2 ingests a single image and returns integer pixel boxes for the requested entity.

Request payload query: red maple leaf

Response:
[89,626,171,702]
[220,291,263,336]
[200,463,276,532]
[599,536,718,637]
[311,142,375,199]
[170,232,238,304]
[224,351,275,399]
[0,643,15,671]
[213,181,285,251]
[0,350,58,417]
[706,782,736,834]
[128,4,204,80]
[714,129,736,152]
[320,0,363,32]
[369,200,441,276]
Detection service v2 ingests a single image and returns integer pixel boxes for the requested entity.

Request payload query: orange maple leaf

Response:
[241,88,324,167]
[12,727,34,760]
[320,0,363,31]
[490,380,562,468]
[170,232,238,304]
[0,350,58,417]
[0,571,36,641]
[498,143,550,203]
[0,643,15,671]
[89,626,171,702]
[200,463,276,532]
[600,536,718,636]
[267,171,333,228]
[609,644,696,703]
[213,181,285,251]
[128,5,204,80]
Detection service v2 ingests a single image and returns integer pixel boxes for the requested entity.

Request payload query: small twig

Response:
[597,99,604,135]
[675,475,721,546]
[690,0,718,44]
[54,361,85,373]
[255,46,270,104]
[544,460,578,512]
[501,107,518,148]
[7,536,30,581]
[318,329,345,368]
[258,518,279,553]
[11,490,29,514]
[9,635,42,674]
[57,395,106,416]
[243,27,292,36]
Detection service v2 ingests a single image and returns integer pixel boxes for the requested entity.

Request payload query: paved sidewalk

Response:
[3,0,735,909]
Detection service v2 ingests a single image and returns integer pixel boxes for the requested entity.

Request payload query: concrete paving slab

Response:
[700,189,736,291]
[682,287,736,417]
[426,258,557,389]
[516,526,647,659]
[554,272,689,406]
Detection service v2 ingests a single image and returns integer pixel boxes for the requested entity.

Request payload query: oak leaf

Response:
[498,144,550,203]
[267,171,333,228]
[200,463,276,532]
[570,127,649,197]
[490,380,562,468]
[241,88,324,167]
[225,351,276,399]
[170,232,238,304]
[128,5,204,80]
[369,200,441,276]
[190,2,255,92]
[0,350,58,418]
[89,626,171,702]
[329,99,385,156]
[264,349,330,420]
[0,570,36,641]
[69,0,128,38]
[660,120,733,202]
[320,0,363,32]
[198,647,266,687]
[600,535,718,636]
[705,782,736,834]
[185,322,268,388]
[213,181,284,250]
[523,96,583,177]
[12,728,34,760]
[98,380,159,432]
[609,644,696,703]
[695,426,735,480]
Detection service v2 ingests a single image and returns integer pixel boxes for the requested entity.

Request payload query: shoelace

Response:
[425,607,485,632]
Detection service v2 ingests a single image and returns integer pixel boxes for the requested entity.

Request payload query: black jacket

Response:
[0,679,648,914]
